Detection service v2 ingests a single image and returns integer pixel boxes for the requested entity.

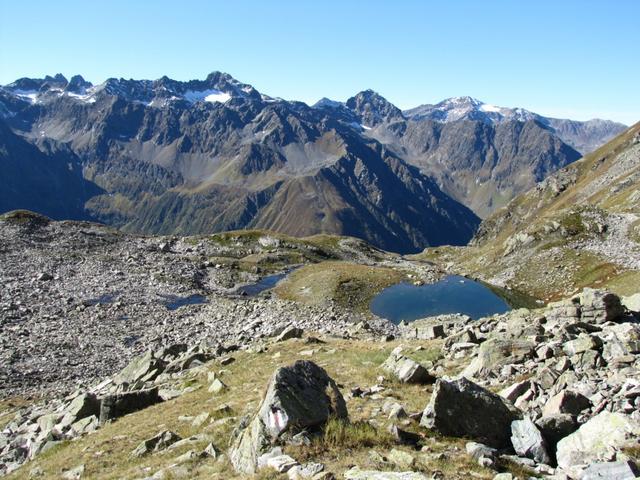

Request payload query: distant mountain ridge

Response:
[0,71,626,250]
[403,95,627,154]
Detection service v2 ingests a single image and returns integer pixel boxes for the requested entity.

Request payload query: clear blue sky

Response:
[1,0,638,124]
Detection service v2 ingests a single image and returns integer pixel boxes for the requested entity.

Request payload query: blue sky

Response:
[1,0,638,124]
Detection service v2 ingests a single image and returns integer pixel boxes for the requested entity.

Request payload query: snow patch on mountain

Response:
[183,89,232,104]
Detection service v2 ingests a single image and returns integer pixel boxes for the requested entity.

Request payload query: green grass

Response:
[5,336,496,480]
[275,261,406,313]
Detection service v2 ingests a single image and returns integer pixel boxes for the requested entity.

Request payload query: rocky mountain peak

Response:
[346,89,405,127]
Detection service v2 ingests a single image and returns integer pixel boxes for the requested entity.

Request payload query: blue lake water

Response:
[370,275,511,324]
[236,272,288,296]
[162,294,208,310]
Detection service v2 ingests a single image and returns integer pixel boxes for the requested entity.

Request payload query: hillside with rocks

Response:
[416,122,640,303]
[0,206,639,479]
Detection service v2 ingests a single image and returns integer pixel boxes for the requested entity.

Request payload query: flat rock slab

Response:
[581,460,639,480]
[344,468,429,480]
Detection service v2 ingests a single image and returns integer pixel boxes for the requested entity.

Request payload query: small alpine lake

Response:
[370,274,521,324]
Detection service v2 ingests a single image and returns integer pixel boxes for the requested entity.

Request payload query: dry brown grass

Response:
[6,337,493,480]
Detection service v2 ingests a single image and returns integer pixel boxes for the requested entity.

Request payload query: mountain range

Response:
[0,72,628,252]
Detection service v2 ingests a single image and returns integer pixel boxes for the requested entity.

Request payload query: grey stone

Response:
[462,339,534,379]
[556,411,640,469]
[275,326,303,342]
[542,390,591,417]
[387,449,415,469]
[420,377,522,448]
[113,350,165,386]
[132,431,181,457]
[581,460,639,480]
[563,334,602,356]
[65,392,101,421]
[535,414,578,448]
[229,360,347,474]
[381,348,434,384]
[465,441,497,466]
[499,380,531,403]
[510,417,551,464]
[344,468,429,479]
[99,387,162,424]
[579,288,625,324]
[61,464,84,480]
[621,293,640,313]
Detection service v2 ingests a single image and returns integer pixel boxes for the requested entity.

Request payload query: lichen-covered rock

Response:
[229,360,347,474]
[556,411,640,469]
[420,377,521,448]
[381,347,434,384]
[462,339,535,379]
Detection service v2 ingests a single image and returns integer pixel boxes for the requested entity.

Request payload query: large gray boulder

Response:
[420,377,521,448]
[556,411,640,469]
[229,360,347,474]
[381,347,434,384]
[510,418,551,465]
[462,339,534,379]
[99,388,162,424]
[579,288,624,324]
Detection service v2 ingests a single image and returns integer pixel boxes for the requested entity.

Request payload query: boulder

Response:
[65,393,101,421]
[462,339,534,379]
[579,289,624,324]
[113,350,165,386]
[563,334,602,356]
[581,460,639,480]
[229,360,347,474]
[542,390,591,417]
[510,417,551,465]
[381,348,434,384]
[466,441,497,467]
[420,377,521,448]
[621,293,640,313]
[132,431,181,457]
[401,320,446,340]
[602,323,640,360]
[499,380,531,403]
[99,387,162,424]
[275,326,303,342]
[556,411,640,469]
[535,414,578,449]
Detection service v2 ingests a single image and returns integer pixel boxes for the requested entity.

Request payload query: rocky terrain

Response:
[416,121,640,302]
[0,118,638,480]
[1,71,623,252]
[1,210,639,479]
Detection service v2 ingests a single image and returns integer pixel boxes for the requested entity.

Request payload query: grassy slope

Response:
[6,337,504,480]
[411,123,640,301]
[274,261,406,313]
